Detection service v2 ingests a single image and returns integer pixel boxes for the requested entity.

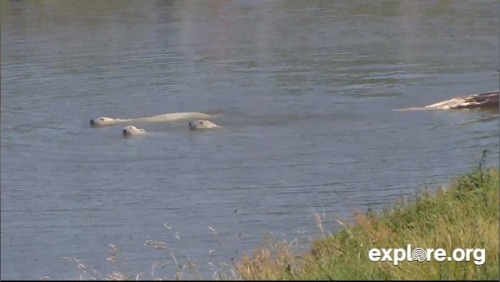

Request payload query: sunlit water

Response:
[1,0,498,279]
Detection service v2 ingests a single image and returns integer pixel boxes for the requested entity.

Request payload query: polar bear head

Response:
[188,120,220,130]
[90,117,118,127]
[122,125,146,137]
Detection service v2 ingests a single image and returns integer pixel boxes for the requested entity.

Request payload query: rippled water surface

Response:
[1,0,499,279]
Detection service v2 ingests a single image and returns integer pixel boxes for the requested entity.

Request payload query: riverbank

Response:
[234,162,499,280]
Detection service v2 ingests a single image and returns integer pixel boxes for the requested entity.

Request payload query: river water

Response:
[1,0,498,280]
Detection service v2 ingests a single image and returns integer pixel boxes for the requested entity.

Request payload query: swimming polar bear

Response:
[122,125,147,137]
[188,120,221,130]
[121,125,165,137]
[90,112,221,128]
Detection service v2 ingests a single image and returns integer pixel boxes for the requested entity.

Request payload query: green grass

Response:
[235,162,499,280]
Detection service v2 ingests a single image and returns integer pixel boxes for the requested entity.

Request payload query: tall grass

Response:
[53,224,240,280]
[235,153,499,280]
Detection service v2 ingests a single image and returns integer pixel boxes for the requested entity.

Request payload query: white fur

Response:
[90,112,220,127]
[122,125,147,137]
[188,120,220,130]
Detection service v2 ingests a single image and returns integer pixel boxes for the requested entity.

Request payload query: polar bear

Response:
[188,120,221,130]
[121,125,166,138]
[122,125,148,137]
[90,112,221,127]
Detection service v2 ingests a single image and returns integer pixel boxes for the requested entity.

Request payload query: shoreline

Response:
[235,161,499,280]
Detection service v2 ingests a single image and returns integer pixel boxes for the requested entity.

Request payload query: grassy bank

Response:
[234,165,499,280]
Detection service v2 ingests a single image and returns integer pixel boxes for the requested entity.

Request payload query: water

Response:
[1,0,499,279]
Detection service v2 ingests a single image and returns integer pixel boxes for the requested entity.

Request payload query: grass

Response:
[234,153,499,280]
[54,224,241,280]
